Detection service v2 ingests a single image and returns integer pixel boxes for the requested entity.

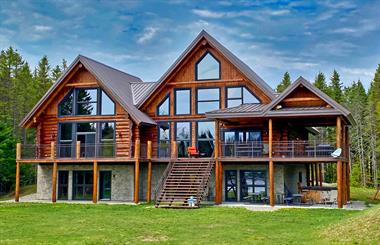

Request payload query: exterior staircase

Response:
[155,158,214,208]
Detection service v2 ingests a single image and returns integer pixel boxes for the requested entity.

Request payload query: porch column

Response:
[315,164,319,186]
[345,126,350,201]
[318,163,323,186]
[146,141,152,203]
[268,119,275,207]
[214,120,221,204]
[52,161,57,203]
[15,143,21,202]
[346,162,350,202]
[311,164,315,186]
[336,117,343,208]
[305,164,310,186]
[93,160,98,204]
[134,138,140,203]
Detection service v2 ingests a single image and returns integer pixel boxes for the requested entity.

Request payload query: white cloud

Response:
[137,27,159,44]
[192,9,225,18]
[34,25,52,32]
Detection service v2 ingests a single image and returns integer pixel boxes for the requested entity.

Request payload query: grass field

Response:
[0,187,379,244]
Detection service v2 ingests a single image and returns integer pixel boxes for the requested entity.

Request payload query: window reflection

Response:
[175,89,190,115]
[196,53,220,80]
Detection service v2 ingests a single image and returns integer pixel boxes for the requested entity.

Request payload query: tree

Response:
[0,122,16,193]
[34,55,52,99]
[51,65,62,81]
[314,72,330,94]
[329,70,343,103]
[276,71,291,93]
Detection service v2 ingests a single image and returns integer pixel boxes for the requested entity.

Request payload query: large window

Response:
[58,88,115,116]
[197,121,215,157]
[196,88,220,114]
[196,52,220,80]
[240,170,266,202]
[226,86,260,108]
[176,122,191,158]
[175,89,191,115]
[222,129,262,157]
[157,95,170,116]
[158,122,170,158]
[100,122,115,157]
[58,123,73,158]
[58,171,69,200]
[73,171,93,200]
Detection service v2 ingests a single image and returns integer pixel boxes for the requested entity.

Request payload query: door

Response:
[77,133,96,157]
[225,170,238,201]
[72,171,93,200]
[240,170,267,202]
[99,171,112,200]
[58,171,69,200]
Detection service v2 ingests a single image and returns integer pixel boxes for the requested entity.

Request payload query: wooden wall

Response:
[34,65,132,158]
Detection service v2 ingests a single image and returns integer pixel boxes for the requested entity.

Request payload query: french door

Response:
[99,171,112,200]
[72,171,93,200]
[240,170,267,201]
[225,170,238,201]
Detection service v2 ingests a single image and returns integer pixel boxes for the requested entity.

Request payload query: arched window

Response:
[195,52,220,80]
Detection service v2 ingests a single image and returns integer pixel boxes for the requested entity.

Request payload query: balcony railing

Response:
[221,141,342,159]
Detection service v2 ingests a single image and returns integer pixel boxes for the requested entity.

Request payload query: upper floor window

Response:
[58,88,115,116]
[157,95,170,116]
[196,52,220,80]
[226,86,260,108]
[196,88,220,114]
[175,89,191,115]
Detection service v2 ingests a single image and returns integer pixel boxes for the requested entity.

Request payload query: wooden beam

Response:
[347,162,350,202]
[50,141,55,159]
[65,82,98,87]
[336,116,343,208]
[318,163,323,186]
[93,160,98,204]
[15,161,20,202]
[311,164,315,186]
[268,119,275,207]
[219,162,223,204]
[76,141,81,159]
[146,141,152,203]
[16,143,21,161]
[167,78,244,86]
[134,139,140,203]
[171,141,177,159]
[52,161,57,203]
[282,97,322,103]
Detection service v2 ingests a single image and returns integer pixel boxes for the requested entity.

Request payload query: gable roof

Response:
[20,55,156,127]
[136,30,276,108]
[131,81,157,105]
[264,76,354,124]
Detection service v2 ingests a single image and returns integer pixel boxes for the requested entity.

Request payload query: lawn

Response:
[0,187,379,244]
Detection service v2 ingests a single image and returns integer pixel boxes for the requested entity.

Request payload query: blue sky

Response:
[0,0,379,89]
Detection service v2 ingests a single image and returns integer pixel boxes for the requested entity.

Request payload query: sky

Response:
[0,0,379,90]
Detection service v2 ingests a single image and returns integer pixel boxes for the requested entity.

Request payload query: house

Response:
[15,30,353,208]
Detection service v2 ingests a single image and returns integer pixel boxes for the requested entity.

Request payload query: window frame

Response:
[174,88,191,116]
[195,51,221,81]
[157,121,171,158]
[156,93,170,116]
[175,121,192,158]
[225,86,261,108]
[58,88,116,117]
[196,87,221,114]
[196,120,215,157]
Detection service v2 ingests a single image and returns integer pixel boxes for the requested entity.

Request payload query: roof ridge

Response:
[78,54,143,82]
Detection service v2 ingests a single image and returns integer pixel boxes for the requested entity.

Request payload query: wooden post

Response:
[15,161,20,202]
[171,141,177,159]
[214,120,222,204]
[134,139,140,203]
[52,161,57,203]
[336,117,343,208]
[315,164,319,186]
[93,160,98,203]
[76,141,81,159]
[146,141,152,203]
[306,164,310,186]
[268,119,275,207]
[50,141,55,159]
[346,162,350,201]
[311,164,315,186]
[219,162,223,204]
[318,163,323,186]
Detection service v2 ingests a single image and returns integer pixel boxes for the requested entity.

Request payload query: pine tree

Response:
[62,59,67,71]
[34,55,52,99]
[314,72,330,94]
[51,65,62,81]
[329,70,343,103]
[276,71,291,93]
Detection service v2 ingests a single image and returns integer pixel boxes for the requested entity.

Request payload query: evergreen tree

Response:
[51,65,62,81]
[276,71,291,93]
[329,70,343,103]
[314,72,330,94]
[0,122,16,193]
[62,59,67,71]
[34,55,52,99]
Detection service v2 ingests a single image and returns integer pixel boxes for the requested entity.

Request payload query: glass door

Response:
[58,171,69,200]
[72,171,93,200]
[99,171,112,200]
[240,170,267,202]
[225,170,237,201]
[76,122,97,158]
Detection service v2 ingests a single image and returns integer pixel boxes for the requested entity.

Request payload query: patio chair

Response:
[187,146,199,158]
[331,148,342,158]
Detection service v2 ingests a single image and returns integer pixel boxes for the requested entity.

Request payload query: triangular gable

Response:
[137,30,276,108]
[264,76,354,124]
[20,55,156,128]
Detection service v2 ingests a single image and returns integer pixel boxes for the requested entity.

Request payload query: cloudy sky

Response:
[0,0,379,89]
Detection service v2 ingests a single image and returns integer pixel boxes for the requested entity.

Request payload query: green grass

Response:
[0,186,378,244]
[0,184,36,201]
[350,186,380,205]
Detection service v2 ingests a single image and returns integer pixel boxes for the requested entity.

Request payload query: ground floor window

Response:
[72,171,93,200]
[99,171,112,200]
[225,170,237,201]
[240,170,267,201]
[58,171,69,200]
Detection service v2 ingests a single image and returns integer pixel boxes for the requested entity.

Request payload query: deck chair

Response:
[187,146,199,158]
[331,148,342,158]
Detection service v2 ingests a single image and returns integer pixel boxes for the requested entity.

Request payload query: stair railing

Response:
[154,160,174,204]
[195,152,215,206]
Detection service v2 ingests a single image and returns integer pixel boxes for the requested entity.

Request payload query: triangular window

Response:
[157,95,170,116]
[196,52,220,80]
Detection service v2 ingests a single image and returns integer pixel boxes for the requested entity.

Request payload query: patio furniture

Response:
[331,148,342,158]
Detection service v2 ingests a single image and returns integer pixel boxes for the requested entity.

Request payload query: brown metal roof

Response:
[131,81,157,105]
[136,30,276,108]
[20,55,156,127]
[207,103,267,115]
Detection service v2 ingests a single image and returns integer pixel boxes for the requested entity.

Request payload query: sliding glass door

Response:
[240,170,267,201]
[72,171,93,200]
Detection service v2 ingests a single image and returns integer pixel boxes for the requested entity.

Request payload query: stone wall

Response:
[37,163,134,201]
[283,164,307,194]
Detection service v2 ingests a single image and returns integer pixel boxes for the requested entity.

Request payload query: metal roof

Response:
[136,30,276,108]
[131,81,157,105]
[20,55,156,127]
[207,103,267,115]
